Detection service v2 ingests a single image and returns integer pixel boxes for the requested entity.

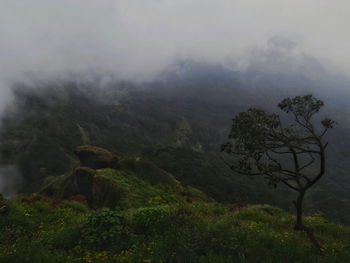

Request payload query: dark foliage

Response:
[222,95,334,231]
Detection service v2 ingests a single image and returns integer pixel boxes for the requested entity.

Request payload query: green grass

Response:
[1,165,349,262]
[1,194,349,263]
[40,158,211,210]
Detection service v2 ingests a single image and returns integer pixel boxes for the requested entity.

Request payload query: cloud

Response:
[0,0,349,107]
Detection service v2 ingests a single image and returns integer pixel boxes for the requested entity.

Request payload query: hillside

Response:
[1,68,350,225]
[3,2,350,262]
[1,150,349,263]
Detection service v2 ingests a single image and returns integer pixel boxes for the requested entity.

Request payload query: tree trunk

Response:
[294,191,305,230]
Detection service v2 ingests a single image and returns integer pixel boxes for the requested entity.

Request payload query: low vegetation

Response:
[1,164,349,262]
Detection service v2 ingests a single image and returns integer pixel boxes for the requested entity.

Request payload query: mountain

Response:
[1,61,350,225]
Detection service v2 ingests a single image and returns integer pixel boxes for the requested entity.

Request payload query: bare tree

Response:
[221,95,335,231]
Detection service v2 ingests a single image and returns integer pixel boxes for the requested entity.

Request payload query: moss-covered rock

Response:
[92,174,126,208]
[74,146,119,169]
[40,166,126,209]
[39,159,210,210]
[74,167,96,208]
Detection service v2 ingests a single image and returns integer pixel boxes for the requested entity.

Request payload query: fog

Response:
[0,0,350,111]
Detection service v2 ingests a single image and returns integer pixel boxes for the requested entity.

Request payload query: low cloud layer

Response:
[0,0,349,110]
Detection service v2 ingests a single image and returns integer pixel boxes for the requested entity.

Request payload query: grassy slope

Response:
[39,157,211,209]
[0,166,349,263]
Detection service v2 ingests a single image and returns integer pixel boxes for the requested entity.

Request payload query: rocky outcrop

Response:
[74,167,96,208]
[40,147,187,209]
[74,146,119,169]
[72,166,124,209]
[40,147,124,209]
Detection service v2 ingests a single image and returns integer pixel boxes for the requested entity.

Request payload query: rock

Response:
[74,146,119,169]
[74,167,96,208]
[40,165,124,209]
[92,176,125,208]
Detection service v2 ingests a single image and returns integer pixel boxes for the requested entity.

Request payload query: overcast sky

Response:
[0,0,349,110]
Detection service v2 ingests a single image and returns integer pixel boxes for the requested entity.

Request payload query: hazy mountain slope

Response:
[1,62,350,224]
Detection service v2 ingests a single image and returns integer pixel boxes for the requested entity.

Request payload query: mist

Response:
[1,1,350,83]
[0,0,349,124]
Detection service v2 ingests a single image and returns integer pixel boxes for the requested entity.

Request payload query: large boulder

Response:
[40,166,124,209]
[74,167,96,208]
[74,146,119,169]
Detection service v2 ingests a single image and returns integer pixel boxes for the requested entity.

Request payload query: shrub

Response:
[60,200,89,213]
[131,205,173,235]
[80,209,130,249]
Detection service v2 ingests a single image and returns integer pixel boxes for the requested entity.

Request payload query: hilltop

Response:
[0,147,349,262]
